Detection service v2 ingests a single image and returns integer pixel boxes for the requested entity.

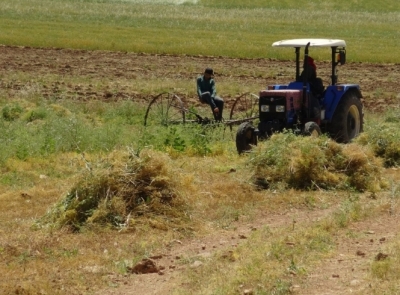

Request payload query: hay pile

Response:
[250,133,386,192]
[40,149,189,231]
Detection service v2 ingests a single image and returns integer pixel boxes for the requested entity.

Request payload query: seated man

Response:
[298,56,324,119]
[196,67,224,121]
[298,56,324,97]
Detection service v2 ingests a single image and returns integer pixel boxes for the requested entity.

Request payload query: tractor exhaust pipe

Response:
[303,42,311,119]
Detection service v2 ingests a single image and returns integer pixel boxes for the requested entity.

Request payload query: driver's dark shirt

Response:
[197,75,217,98]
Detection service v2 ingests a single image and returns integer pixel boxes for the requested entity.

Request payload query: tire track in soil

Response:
[95,204,400,295]
[297,210,400,295]
[95,206,338,295]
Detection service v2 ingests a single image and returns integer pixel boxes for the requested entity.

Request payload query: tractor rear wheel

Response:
[304,121,321,137]
[329,92,363,143]
[236,122,257,154]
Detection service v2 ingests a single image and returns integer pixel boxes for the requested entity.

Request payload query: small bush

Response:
[164,127,186,151]
[22,106,48,122]
[188,126,212,156]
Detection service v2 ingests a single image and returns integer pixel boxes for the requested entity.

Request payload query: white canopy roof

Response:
[272,39,346,47]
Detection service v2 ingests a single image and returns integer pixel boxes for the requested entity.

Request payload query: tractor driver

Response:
[196,67,224,122]
[298,56,325,119]
[299,56,325,97]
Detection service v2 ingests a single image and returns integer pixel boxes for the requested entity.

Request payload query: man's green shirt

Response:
[197,75,217,98]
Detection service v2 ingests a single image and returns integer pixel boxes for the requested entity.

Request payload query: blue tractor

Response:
[236,39,364,154]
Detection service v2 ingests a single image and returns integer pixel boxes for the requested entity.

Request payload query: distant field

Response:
[0,0,399,62]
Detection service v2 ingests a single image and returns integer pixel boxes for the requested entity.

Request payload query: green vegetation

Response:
[1,97,398,189]
[356,110,400,167]
[201,0,399,12]
[0,99,230,167]
[1,0,399,62]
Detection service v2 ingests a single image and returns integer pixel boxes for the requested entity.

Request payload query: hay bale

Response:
[250,133,385,192]
[40,149,188,231]
[342,144,384,192]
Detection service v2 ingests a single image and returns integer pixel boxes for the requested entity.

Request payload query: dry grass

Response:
[0,148,264,294]
[355,114,400,168]
[37,149,191,233]
[171,191,387,295]
[0,141,398,294]
[249,133,386,192]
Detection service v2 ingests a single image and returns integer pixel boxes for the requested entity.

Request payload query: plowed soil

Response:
[1,45,399,113]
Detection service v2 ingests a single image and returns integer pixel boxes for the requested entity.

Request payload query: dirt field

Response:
[1,45,399,113]
[1,45,399,295]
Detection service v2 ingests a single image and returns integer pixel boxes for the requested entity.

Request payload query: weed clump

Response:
[39,149,189,232]
[1,103,23,121]
[355,116,400,167]
[250,132,385,192]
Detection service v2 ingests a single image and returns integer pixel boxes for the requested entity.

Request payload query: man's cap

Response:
[204,68,214,75]
[305,56,316,71]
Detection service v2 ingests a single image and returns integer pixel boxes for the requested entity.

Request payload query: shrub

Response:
[164,127,186,151]
[22,106,48,122]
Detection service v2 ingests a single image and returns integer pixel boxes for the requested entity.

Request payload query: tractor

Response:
[236,38,364,154]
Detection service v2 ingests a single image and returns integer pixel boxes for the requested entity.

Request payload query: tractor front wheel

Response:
[236,122,257,155]
[329,92,363,143]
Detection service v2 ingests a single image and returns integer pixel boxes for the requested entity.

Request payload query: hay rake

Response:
[143,92,259,129]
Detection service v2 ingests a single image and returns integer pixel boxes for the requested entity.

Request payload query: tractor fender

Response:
[322,84,362,121]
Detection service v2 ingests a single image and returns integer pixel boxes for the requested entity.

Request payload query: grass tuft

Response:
[356,111,400,167]
[371,241,400,282]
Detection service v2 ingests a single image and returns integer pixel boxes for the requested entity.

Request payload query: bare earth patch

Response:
[94,201,400,295]
[298,210,400,295]
[95,207,339,295]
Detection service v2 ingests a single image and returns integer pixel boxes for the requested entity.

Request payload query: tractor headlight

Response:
[260,105,269,112]
[276,105,285,112]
